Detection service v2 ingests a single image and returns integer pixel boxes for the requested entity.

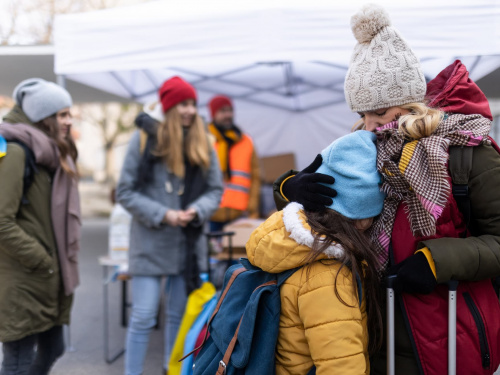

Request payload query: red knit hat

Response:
[209,95,233,119]
[158,76,197,113]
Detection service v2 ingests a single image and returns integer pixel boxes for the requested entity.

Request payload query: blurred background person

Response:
[116,76,222,375]
[0,78,80,375]
[207,95,260,232]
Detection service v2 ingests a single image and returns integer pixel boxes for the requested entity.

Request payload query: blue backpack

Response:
[187,258,314,375]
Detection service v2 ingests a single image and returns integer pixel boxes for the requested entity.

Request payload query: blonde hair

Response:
[397,103,444,139]
[155,107,211,178]
[351,102,444,140]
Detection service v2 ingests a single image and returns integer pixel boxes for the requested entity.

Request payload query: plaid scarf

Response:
[370,113,492,271]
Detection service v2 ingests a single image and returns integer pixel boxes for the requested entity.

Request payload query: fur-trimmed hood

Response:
[246,202,344,273]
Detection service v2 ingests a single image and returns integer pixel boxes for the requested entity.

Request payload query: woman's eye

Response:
[358,113,365,118]
[375,111,387,117]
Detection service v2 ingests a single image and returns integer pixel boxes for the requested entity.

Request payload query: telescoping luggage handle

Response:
[386,276,459,375]
[386,275,397,375]
[206,231,236,259]
[448,280,459,375]
[205,231,236,282]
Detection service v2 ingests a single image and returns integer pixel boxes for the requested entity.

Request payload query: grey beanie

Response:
[344,4,426,112]
[13,78,73,123]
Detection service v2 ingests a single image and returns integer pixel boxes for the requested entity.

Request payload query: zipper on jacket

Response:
[463,292,491,369]
[389,243,425,375]
[492,277,500,299]
[397,295,425,375]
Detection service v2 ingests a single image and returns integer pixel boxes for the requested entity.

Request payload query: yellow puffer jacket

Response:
[246,202,369,375]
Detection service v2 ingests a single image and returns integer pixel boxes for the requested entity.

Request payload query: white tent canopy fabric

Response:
[54,0,500,168]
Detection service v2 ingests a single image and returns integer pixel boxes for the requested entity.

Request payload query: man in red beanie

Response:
[207,95,260,231]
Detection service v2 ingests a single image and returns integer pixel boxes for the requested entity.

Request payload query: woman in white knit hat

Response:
[275,4,500,375]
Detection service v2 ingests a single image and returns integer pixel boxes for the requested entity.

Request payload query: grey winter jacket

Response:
[116,130,223,276]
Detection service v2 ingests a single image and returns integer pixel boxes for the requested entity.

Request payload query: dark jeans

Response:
[0,325,65,375]
[209,221,226,233]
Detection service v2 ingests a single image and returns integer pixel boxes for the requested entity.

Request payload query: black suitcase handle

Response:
[205,231,236,283]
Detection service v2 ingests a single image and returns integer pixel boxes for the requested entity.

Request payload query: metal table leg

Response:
[103,265,125,364]
[121,279,128,327]
[64,325,76,353]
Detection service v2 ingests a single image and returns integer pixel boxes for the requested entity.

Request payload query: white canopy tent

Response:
[0,46,127,103]
[54,0,500,168]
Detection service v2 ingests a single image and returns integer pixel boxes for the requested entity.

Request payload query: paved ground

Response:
[1,218,164,375]
[1,216,500,374]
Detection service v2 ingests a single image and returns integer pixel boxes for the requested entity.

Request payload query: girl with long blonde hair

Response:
[117,76,223,375]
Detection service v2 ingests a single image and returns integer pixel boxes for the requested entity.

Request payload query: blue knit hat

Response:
[316,130,385,219]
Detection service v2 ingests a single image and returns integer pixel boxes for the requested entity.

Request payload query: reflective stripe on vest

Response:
[216,134,254,211]
[231,170,251,179]
[226,183,250,193]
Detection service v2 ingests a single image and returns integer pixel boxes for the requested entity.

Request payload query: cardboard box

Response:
[221,217,265,251]
[259,153,296,184]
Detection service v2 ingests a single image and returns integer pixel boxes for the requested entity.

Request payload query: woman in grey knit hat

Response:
[0,78,80,375]
[275,4,500,375]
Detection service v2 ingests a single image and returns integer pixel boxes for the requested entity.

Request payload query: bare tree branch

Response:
[3,0,136,45]
[0,1,22,45]
[80,102,139,180]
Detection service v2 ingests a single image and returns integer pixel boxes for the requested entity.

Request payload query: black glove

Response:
[282,154,337,212]
[389,252,437,294]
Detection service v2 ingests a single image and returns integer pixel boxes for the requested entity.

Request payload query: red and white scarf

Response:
[369,113,491,271]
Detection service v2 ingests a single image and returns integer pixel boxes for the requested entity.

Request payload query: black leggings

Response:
[0,325,65,375]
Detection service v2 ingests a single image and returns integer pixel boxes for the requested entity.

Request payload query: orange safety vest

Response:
[215,134,254,211]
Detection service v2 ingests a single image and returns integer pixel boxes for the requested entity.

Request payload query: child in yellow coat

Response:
[246,130,385,375]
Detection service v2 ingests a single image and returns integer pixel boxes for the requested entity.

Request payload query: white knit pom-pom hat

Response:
[344,3,426,112]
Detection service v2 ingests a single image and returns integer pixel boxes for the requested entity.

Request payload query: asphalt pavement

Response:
[1,218,164,375]
[52,218,164,375]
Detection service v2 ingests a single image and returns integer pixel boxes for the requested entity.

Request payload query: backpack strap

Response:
[9,141,38,206]
[450,144,500,300]
[448,146,473,227]
[277,266,300,286]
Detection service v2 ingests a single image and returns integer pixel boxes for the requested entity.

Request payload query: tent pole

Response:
[57,75,66,89]
[58,71,74,355]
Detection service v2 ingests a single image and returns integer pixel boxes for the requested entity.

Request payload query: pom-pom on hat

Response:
[315,130,385,219]
[344,4,426,113]
[13,78,73,123]
[209,95,233,120]
[158,76,197,113]
[351,4,391,44]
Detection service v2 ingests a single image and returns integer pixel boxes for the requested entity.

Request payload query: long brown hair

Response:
[304,209,383,355]
[155,106,210,178]
[36,115,78,177]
